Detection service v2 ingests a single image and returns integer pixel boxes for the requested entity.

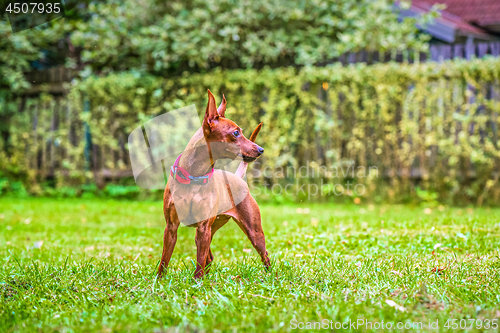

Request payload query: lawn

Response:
[0,198,499,332]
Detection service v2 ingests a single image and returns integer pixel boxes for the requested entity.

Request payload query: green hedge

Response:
[2,58,500,205]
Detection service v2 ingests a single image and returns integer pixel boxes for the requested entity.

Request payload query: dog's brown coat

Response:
[158,90,270,279]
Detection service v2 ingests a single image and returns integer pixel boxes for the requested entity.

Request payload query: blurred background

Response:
[1,0,500,206]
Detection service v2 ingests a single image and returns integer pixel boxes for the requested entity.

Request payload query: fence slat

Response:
[491,42,500,56]
[442,45,451,60]
[430,45,440,61]
[453,44,463,58]
[478,43,489,58]
[465,41,475,60]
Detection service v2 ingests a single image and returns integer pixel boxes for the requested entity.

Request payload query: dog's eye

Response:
[233,130,240,137]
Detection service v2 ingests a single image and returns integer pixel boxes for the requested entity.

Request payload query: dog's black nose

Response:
[257,146,264,155]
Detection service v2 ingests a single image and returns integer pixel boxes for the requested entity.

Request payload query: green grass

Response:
[1,198,500,332]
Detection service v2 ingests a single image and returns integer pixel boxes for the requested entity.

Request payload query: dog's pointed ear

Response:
[203,89,219,132]
[249,122,263,142]
[217,94,227,118]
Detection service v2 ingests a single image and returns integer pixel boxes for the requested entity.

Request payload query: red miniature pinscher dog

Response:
[158,90,270,279]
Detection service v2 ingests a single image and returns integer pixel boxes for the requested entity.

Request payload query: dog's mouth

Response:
[238,154,257,163]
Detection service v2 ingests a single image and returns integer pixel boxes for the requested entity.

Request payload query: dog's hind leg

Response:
[233,196,271,270]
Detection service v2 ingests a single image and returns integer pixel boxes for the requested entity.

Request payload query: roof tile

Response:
[420,0,500,26]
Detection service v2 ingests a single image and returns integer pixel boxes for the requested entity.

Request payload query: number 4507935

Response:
[5,3,61,14]
[444,319,498,330]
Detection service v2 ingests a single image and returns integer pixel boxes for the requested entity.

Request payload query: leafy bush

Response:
[104,184,140,199]
[2,58,500,205]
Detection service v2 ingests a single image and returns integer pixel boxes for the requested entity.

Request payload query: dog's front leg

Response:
[204,248,214,273]
[157,222,179,278]
[194,218,215,279]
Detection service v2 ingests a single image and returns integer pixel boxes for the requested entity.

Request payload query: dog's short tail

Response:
[235,122,262,178]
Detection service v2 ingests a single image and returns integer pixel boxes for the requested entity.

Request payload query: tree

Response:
[0,21,41,92]
[67,0,433,76]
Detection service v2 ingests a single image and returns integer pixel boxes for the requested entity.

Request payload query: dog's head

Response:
[202,90,264,163]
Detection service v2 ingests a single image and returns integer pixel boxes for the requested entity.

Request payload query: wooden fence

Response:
[5,97,132,188]
[430,41,500,62]
[6,64,500,188]
[3,47,499,205]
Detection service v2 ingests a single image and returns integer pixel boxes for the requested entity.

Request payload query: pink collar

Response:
[170,154,214,185]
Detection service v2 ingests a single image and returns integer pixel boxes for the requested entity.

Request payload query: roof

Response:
[419,0,500,27]
[400,0,495,42]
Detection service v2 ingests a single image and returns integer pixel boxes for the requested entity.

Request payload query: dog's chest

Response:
[168,170,249,225]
